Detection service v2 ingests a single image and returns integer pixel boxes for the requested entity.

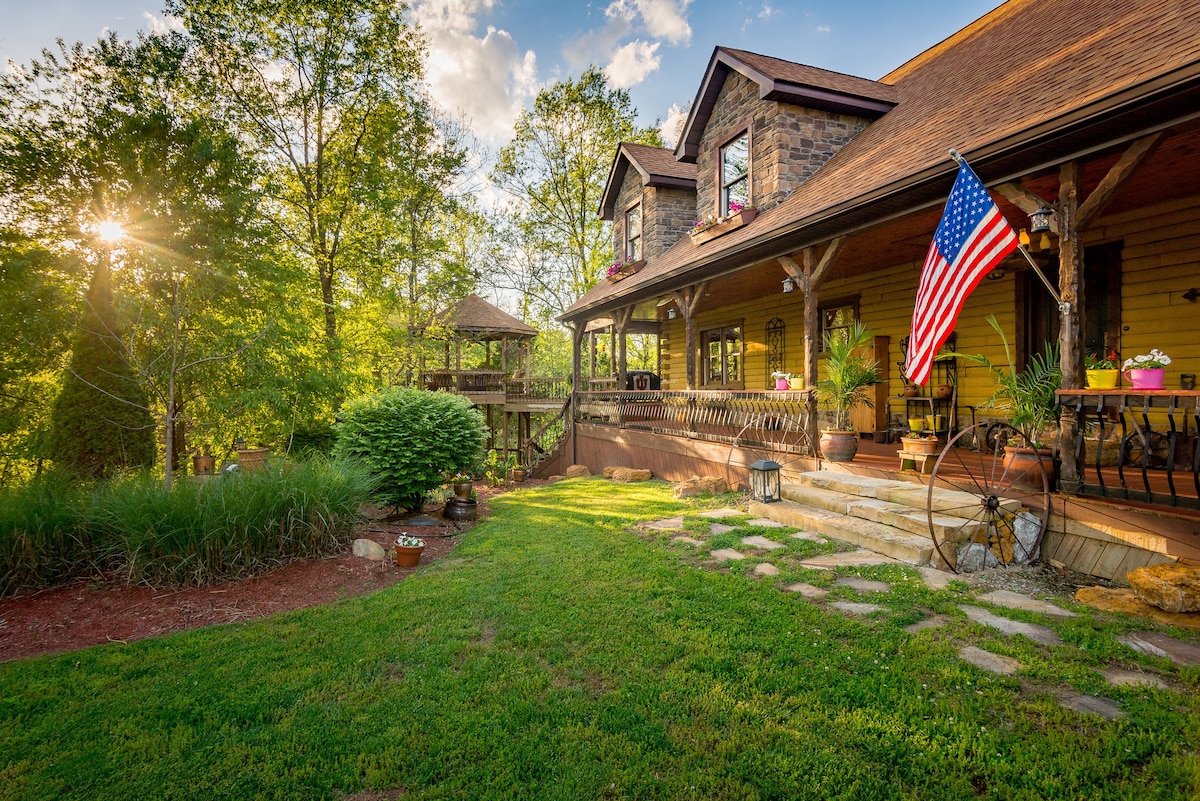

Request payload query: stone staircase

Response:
[748,471,1023,566]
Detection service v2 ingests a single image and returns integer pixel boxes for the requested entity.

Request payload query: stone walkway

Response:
[639,505,1200,720]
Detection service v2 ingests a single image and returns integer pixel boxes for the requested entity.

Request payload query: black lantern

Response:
[748,459,782,503]
[1028,206,1054,234]
[233,436,246,451]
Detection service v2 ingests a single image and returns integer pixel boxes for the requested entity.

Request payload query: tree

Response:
[48,263,156,477]
[168,0,438,345]
[491,67,660,320]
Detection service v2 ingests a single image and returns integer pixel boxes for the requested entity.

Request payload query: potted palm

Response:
[952,314,1060,486]
[815,321,881,462]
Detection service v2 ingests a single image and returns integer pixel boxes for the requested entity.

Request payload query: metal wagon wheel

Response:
[925,422,1052,573]
[1121,429,1171,469]
[725,413,810,493]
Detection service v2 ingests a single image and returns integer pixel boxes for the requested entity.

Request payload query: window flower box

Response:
[606,259,645,282]
[689,207,757,246]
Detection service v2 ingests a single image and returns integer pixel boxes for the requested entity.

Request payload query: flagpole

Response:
[948,148,1069,315]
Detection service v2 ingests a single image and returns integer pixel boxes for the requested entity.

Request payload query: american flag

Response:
[905,160,1017,385]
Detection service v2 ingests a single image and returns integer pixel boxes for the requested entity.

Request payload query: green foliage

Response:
[953,314,1062,445]
[334,387,486,510]
[816,321,881,430]
[0,459,374,593]
[1,479,1198,799]
[48,265,156,477]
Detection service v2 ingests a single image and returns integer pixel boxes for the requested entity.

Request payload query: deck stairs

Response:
[748,471,1022,566]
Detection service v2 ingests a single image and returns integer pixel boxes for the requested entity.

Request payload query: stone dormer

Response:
[599,143,698,263]
[675,47,897,218]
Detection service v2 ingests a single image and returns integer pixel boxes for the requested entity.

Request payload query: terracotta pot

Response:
[901,436,939,455]
[510,468,527,482]
[192,454,215,475]
[820,430,859,462]
[1124,368,1165,389]
[903,386,919,398]
[237,447,269,471]
[1002,446,1056,490]
[394,544,425,567]
[1086,369,1120,389]
[935,384,952,399]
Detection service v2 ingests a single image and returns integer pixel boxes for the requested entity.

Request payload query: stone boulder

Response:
[1128,563,1200,613]
[674,475,728,498]
[603,465,621,478]
[612,467,652,482]
[565,464,591,478]
[352,538,387,561]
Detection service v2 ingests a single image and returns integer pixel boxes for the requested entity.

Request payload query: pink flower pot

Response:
[775,378,790,390]
[1123,368,1165,389]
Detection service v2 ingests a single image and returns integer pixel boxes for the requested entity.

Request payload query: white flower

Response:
[396,534,424,548]
[1122,349,1171,370]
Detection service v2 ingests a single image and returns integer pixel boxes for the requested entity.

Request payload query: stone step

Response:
[748,498,934,565]
[795,470,1021,517]
[781,483,986,544]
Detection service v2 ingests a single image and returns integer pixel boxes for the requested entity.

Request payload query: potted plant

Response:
[815,321,880,462]
[1085,350,1121,389]
[1122,348,1171,389]
[449,471,473,498]
[192,445,215,476]
[771,371,792,391]
[900,433,940,455]
[952,315,1060,486]
[394,534,426,567]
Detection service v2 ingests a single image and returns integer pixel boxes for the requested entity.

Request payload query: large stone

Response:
[959,605,1062,646]
[1127,563,1200,613]
[1118,631,1200,666]
[352,538,387,561]
[753,563,781,577]
[741,535,786,550]
[958,646,1021,675]
[565,464,592,478]
[979,589,1077,618]
[1060,695,1125,720]
[710,548,745,561]
[611,467,652,482]
[1075,586,1200,631]
[602,465,621,478]
[674,476,728,498]
[835,577,891,594]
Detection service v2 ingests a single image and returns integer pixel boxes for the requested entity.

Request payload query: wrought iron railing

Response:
[1057,389,1200,509]
[576,389,814,455]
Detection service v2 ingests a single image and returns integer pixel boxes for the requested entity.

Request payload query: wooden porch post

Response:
[570,322,585,465]
[671,282,708,389]
[782,237,843,455]
[615,306,634,391]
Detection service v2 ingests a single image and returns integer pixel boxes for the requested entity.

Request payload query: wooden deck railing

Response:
[577,389,815,455]
[1057,389,1200,509]
[421,371,571,401]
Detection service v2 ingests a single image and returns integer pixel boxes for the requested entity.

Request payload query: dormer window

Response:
[625,203,642,261]
[720,133,750,216]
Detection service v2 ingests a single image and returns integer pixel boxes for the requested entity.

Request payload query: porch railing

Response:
[1057,389,1200,509]
[577,389,815,455]
[505,377,572,401]
[422,369,505,394]
[524,397,572,471]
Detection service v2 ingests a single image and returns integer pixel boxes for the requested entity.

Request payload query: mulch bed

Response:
[0,482,528,663]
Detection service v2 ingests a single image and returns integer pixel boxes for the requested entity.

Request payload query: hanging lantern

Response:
[748,459,782,503]
[667,308,677,320]
[782,276,795,294]
[1029,206,1054,234]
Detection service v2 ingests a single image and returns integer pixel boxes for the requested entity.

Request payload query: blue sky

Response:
[1,0,1005,148]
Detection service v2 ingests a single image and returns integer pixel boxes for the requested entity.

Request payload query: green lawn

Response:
[1,478,1198,800]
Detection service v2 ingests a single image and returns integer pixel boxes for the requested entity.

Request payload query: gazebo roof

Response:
[431,294,538,340]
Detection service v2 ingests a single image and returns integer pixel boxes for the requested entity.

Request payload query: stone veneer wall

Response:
[612,166,697,262]
[695,71,872,218]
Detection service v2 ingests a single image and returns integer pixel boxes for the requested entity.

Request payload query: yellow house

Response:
[554,0,1200,579]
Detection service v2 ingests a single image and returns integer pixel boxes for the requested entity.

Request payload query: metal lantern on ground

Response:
[748,459,782,503]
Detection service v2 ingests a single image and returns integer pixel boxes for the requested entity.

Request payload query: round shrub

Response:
[334,387,487,511]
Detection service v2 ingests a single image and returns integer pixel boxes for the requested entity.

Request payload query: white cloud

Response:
[413,0,539,146]
[635,0,692,45]
[759,3,777,20]
[143,11,185,36]
[604,40,660,88]
[817,25,831,33]
[658,102,688,148]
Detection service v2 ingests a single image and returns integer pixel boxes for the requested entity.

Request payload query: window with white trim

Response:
[624,203,642,261]
[720,133,749,216]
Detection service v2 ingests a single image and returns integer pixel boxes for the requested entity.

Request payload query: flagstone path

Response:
[635,505,1200,720]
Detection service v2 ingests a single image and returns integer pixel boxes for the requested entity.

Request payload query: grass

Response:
[0,458,375,593]
[1,477,1198,799]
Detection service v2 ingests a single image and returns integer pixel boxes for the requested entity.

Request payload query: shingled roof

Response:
[432,294,537,339]
[563,0,1200,322]
[599,142,698,220]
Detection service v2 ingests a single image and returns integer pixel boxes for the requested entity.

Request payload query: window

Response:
[702,324,743,387]
[624,204,642,261]
[720,133,749,216]
[820,299,859,350]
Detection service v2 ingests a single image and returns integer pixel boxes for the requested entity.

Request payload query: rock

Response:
[1059,694,1126,720]
[642,516,685,531]
[1075,586,1200,631]
[603,465,621,478]
[830,601,886,616]
[546,475,564,483]
[565,464,591,478]
[674,476,728,498]
[979,589,1077,618]
[709,548,745,561]
[1127,563,1200,613]
[1118,631,1200,666]
[710,523,737,535]
[611,467,652,482]
[959,605,1062,646]
[672,536,702,546]
[958,645,1021,676]
[955,542,999,573]
[352,538,387,561]
[783,582,828,599]
[834,577,891,594]
[741,535,786,551]
[699,507,743,519]
[753,563,780,577]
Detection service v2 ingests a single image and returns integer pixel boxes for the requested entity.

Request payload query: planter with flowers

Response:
[1085,350,1121,389]
[1122,349,1171,389]
[900,433,940,455]
[688,202,757,246]
[606,258,645,282]
[771,371,792,391]
[394,534,426,567]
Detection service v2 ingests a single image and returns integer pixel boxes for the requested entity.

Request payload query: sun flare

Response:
[96,221,125,242]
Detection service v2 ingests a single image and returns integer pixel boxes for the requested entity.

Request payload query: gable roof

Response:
[674,46,898,162]
[564,0,1200,322]
[599,142,698,220]
[432,294,537,339]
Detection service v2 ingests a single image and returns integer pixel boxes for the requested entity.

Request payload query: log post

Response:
[614,306,634,391]
[1057,160,1083,491]
[671,283,708,390]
